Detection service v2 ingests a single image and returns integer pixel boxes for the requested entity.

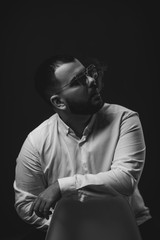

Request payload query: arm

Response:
[14,135,60,230]
[58,113,146,197]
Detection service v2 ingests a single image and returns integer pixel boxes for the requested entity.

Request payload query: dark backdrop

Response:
[1,0,159,238]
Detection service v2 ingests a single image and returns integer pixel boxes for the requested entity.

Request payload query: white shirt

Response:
[14,103,151,230]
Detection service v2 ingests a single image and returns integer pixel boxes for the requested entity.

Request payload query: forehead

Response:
[54,59,84,84]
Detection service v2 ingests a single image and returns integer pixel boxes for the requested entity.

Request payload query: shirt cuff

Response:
[58,176,77,196]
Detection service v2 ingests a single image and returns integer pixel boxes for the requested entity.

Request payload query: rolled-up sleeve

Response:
[58,113,146,197]
[14,135,51,230]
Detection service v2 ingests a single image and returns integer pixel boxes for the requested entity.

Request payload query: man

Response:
[14,54,151,238]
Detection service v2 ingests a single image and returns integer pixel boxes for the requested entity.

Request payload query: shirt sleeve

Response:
[58,112,146,197]
[14,135,51,230]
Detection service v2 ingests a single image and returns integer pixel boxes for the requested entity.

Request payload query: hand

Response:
[29,180,61,219]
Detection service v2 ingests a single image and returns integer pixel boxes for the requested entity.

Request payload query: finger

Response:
[35,199,50,218]
[45,210,52,220]
[43,200,55,219]
[35,208,51,219]
[35,210,44,218]
[43,202,51,219]
[38,200,46,214]
[32,198,42,217]
[36,201,52,219]
[51,200,58,209]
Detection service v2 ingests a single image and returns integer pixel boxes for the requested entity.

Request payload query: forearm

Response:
[14,181,51,230]
[14,136,52,229]
[58,168,136,198]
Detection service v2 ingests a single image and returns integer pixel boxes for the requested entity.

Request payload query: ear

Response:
[50,95,66,110]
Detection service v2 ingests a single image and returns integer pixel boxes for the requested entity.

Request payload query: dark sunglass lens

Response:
[79,75,87,85]
[70,78,79,87]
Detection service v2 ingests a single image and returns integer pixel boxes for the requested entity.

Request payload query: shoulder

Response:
[97,103,144,137]
[30,113,58,135]
[100,103,138,118]
[27,113,58,148]
[97,103,140,127]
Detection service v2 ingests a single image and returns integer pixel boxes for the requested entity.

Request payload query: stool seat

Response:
[45,195,142,240]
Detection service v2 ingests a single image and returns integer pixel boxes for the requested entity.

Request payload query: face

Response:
[54,59,104,115]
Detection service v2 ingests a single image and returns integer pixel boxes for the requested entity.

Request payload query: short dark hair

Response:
[34,54,108,106]
[34,54,76,105]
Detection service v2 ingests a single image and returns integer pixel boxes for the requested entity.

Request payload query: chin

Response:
[89,100,104,114]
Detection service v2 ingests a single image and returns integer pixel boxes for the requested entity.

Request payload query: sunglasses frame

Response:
[54,64,99,94]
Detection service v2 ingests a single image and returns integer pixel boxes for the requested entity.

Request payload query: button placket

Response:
[79,143,88,173]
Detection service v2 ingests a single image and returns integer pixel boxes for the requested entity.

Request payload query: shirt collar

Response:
[57,114,70,135]
[57,113,97,138]
[82,114,96,137]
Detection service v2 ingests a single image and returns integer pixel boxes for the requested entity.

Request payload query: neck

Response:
[58,112,92,138]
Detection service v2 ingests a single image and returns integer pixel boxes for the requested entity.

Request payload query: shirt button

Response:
[83,162,87,169]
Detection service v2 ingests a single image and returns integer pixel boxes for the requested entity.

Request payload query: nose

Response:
[86,76,97,88]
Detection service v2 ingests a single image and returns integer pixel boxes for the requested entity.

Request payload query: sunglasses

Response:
[55,64,101,94]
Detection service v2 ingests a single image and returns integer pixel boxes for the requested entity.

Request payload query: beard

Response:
[67,95,104,115]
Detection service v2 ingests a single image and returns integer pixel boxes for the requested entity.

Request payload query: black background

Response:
[1,0,159,238]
